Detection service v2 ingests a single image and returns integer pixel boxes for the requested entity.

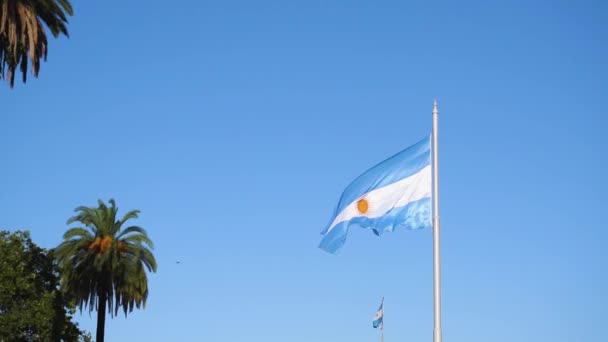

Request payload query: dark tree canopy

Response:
[0,230,86,341]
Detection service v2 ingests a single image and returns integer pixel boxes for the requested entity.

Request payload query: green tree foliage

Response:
[55,199,158,342]
[0,230,85,341]
[0,0,73,87]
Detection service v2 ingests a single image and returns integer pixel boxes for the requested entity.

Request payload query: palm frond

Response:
[62,227,94,240]
[0,0,72,87]
[115,210,140,233]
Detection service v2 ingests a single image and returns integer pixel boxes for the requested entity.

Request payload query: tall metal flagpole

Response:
[432,99,442,342]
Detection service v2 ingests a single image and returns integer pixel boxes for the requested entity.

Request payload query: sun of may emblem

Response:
[357,198,369,214]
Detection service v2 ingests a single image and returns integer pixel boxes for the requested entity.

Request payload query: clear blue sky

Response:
[1,0,607,341]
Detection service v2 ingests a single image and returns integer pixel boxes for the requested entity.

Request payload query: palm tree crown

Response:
[54,199,157,342]
[0,0,73,87]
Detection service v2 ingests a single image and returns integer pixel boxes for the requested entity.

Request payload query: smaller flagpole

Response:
[381,297,384,342]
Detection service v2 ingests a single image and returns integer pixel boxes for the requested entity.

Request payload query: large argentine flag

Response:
[319,136,431,254]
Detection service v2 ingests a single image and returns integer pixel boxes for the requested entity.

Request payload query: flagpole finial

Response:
[433,99,439,114]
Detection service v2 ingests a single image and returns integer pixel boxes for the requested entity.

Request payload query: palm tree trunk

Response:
[97,291,107,342]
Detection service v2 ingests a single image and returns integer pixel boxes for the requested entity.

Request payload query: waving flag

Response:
[373,298,384,329]
[319,135,432,254]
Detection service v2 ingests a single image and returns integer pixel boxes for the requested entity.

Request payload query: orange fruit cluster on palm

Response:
[88,236,115,253]
[88,237,101,250]
[100,236,112,252]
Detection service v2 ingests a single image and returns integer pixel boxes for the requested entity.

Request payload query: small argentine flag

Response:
[319,135,432,254]
[373,298,384,329]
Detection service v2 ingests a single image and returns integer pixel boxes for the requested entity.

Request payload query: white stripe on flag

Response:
[327,164,431,233]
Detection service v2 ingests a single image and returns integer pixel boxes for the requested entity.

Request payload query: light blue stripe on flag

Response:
[319,135,431,254]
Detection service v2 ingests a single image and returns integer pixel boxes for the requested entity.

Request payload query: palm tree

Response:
[54,199,158,342]
[0,0,73,87]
